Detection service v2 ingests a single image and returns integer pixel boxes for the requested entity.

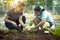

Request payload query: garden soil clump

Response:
[0,30,60,40]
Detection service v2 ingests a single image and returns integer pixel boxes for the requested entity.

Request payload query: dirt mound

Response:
[0,30,60,40]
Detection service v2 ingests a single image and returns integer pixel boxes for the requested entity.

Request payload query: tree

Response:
[47,0,53,10]
[26,0,44,6]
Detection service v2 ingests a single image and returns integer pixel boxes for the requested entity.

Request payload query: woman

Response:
[4,2,26,30]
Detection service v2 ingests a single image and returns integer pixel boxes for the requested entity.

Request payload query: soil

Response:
[0,30,60,40]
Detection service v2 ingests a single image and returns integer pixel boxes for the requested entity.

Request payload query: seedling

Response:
[4,30,9,33]
[11,29,18,33]
[47,26,60,37]
[29,21,33,26]
[30,29,36,33]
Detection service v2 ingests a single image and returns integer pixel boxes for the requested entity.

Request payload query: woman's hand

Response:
[24,24,27,28]
[11,22,17,27]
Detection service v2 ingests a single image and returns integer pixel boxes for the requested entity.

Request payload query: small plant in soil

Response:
[44,26,60,37]
[29,21,33,26]
[11,29,18,33]
[4,30,9,33]
[29,29,36,33]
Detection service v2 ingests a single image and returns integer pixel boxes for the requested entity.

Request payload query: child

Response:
[32,6,55,30]
[4,2,26,30]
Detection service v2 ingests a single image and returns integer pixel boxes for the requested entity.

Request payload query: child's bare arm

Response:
[34,18,46,28]
[32,17,40,26]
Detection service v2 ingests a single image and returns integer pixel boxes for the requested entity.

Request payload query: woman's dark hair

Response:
[34,6,45,13]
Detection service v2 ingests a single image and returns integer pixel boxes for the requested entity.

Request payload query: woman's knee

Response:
[5,22,11,29]
[5,22,12,26]
[22,16,26,23]
[5,22,16,29]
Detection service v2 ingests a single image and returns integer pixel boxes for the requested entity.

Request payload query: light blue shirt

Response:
[38,11,54,24]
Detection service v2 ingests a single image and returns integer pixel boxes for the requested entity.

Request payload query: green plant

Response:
[11,29,18,33]
[30,29,36,33]
[29,21,33,26]
[47,26,60,37]
[4,30,9,33]
[22,29,28,34]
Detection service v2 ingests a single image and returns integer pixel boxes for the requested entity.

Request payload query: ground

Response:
[0,30,60,40]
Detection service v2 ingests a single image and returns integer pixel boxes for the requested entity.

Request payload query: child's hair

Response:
[34,6,41,12]
[34,6,45,12]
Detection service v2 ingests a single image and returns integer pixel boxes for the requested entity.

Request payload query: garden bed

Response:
[0,30,60,40]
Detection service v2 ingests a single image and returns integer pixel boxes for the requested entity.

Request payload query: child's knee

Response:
[43,22,50,29]
[44,22,50,27]
[50,25,55,30]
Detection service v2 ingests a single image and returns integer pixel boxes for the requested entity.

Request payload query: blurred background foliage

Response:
[0,0,60,15]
